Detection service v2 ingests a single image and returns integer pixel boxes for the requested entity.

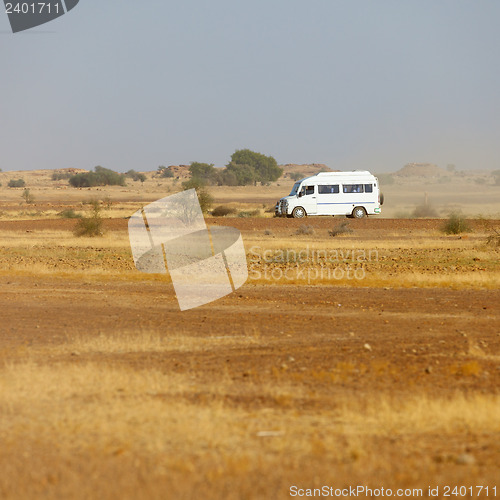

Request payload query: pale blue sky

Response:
[1,1,499,172]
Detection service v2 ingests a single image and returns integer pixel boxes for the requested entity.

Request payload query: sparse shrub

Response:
[157,166,174,178]
[8,178,25,188]
[58,208,82,219]
[412,203,438,218]
[102,196,112,210]
[74,202,103,237]
[238,209,260,218]
[21,188,35,204]
[264,229,274,236]
[290,172,304,181]
[52,171,72,181]
[211,205,237,217]
[328,221,352,237]
[486,228,500,247]
[442,212,470,234]
[296,224,314,235]
[125,170,146,182]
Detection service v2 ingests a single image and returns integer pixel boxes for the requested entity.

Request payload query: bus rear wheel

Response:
[352,207,366,219]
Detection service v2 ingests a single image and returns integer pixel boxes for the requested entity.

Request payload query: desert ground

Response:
[0,170,499,499]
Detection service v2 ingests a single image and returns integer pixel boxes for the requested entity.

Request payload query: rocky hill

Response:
[395,163,447,178]
[280,163,334,180]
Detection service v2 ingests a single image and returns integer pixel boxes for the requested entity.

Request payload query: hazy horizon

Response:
[2,1,499,173]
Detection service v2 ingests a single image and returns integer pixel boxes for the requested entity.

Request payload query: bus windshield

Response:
[289,182,301,196]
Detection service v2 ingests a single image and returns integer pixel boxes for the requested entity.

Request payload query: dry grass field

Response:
[0,171,499,499]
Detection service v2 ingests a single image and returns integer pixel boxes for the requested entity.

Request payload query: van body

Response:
[275,171,382,218]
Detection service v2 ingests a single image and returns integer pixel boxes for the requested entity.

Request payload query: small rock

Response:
[425,366,432,374]
[455,453,476,466]
[71,351,80,357]
[364,343,372,352]
[288,356,295,362]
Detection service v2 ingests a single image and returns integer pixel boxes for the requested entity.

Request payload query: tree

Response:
[223,162,256,186]
[22,188,35,204]
[189,162,217,184]
[125,169,146,182]
[228,149,282,184]
[182,178,214,214]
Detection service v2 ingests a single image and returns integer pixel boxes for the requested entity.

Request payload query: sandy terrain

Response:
[0,206,499,498]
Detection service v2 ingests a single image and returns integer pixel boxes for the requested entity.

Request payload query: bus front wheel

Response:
[292,207,306,218]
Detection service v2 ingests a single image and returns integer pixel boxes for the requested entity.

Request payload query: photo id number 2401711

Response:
[5,2,60,14]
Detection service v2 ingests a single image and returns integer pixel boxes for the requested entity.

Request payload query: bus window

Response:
[290,182,300,196]
[318,185,339,194]
[343,184,364,193]
[300,186,315,196]
[364,184,373,193]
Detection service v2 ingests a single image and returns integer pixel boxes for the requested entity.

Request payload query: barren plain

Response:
[0,171,499,499]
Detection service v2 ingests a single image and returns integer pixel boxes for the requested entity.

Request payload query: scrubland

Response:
[0,174,499,499]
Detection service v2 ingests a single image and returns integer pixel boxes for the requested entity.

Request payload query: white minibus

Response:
[275,171,383,218]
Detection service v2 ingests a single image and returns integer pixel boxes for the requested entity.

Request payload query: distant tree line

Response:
[62,149,281,189]
[187,149,282,187]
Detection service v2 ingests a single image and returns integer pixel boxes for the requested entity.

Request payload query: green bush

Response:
[74,202,103,237]
[69,166,126,188]
[211,205,237,217]
[442,213,470,234]
[290,172,304,181]
[8,178,25,188]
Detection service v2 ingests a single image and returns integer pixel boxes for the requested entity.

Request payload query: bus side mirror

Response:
[298,191,303,198]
